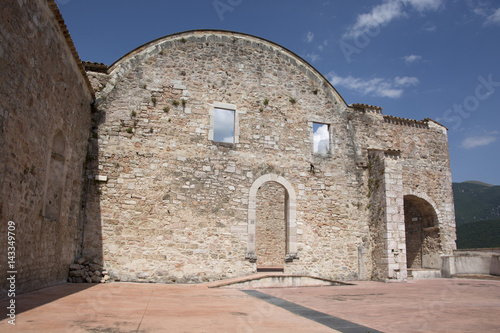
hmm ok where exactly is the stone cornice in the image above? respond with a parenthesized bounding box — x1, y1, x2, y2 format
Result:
(350, 103, 383, 114)
(383, 115, 429, 129)
(83, 61, 109, 73)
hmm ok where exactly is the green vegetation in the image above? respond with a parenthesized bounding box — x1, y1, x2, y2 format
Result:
(453, 181, 500, 249)
(456, 219, 500, 249)
(452, 182, 500, 226)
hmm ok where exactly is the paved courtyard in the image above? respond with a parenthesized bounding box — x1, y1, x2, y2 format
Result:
(1, 278, 499, 332)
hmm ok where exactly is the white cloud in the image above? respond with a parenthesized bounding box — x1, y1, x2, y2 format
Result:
(329, 72, 419, 98)
(305, 52, 321, 63)
(468, 2, 500, 26)
(404, 0, 443, 12)
(313, 124, 330, 154)
(344, 1, 405, 38)
(461, 134, 498, 149)
(305, 31, 315, 43)
(394, 76, 420, 86)
(214, 108, 234, 143)
(344, 0, 442, 39)
(318, 40, 328, 51)
(421, 21, 436, 31)
(472, 6, 488, 17)
(404, 54, 422, 64)
(486, 8, 500, 25)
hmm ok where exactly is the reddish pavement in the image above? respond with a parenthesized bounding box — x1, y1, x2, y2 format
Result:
(0, 278, 499, 332)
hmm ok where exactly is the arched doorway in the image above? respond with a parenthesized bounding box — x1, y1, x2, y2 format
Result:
(404, 195, 441, 269)
(256, 181, 286, 268)
(44, 130, 66, 221)
(246, 174, 298, 268)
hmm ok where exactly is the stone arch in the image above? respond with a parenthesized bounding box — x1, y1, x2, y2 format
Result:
(403, 189, 443, 227)
(404, 195, 441, 269)
(43, 130, 67, 221)
(246, 174, 297, 263)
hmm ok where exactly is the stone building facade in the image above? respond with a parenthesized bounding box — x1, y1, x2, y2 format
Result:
(83, 30, 456, 283)
(0, 0, 93, 294)
(1, 1, 456, 295)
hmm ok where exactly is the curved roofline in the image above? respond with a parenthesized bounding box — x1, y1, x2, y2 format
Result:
(107, 29, 348, 107)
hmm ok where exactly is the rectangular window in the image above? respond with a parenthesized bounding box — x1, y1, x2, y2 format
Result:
(313, 122, 330, 155)
(213, 108, 235, 143)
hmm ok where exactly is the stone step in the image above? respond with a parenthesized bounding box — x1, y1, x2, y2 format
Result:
(206, 273, 351, 289)
(408, 269, 442, 280)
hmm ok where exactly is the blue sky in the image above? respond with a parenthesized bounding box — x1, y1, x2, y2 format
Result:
(58, 0, 500, 185)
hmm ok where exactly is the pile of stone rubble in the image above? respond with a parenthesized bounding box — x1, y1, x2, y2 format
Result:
(68, 257, 110, 283)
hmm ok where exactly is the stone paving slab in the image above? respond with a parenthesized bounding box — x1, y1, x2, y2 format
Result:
(260, 279, 500, 332)
(242, 290, 382, 333)
(0, 278, 499, 332)
(0, 282, 335, 333)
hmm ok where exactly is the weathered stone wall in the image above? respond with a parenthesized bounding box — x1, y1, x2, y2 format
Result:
(256, 182, 286, 267)
(368, 150, 389, 281)
(367, 150, 407, 281)
(85, 31, 372, 282)
(84, 31, 455, 283)
(0, 3, 457, 292)
(351, 109, 456, 280)
(0, 0, 92, 294)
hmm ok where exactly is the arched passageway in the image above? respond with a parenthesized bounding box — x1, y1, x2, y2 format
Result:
(404, 195, 441, 269)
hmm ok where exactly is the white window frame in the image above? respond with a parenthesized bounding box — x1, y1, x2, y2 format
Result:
(309, 120, 333, 156)
(209, 102, 240, 144)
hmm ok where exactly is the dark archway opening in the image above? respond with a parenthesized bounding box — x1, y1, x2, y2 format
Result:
(404, 195, 441, 269)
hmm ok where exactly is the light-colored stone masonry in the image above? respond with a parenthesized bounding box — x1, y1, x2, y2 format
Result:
(83, 30, 456, 283)
(0, 0, 92, 295)
(0, 0, 461, 294)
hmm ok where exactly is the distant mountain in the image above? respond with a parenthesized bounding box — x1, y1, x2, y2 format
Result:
(452, 182, 500, 226)
(456, 219, 500, 249)
(463, 180, 494, 187)
(452, 181, 500, 249)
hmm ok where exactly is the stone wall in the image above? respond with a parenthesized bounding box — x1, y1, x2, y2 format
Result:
(0, 0, 92, 294)
(367, 150, 389, 281)
(83, 31, 455, 283)
(352, 108, 456, 280)
(256, 182, 286, 268)
(0, 5, 457, 292)
(442, 249, 500, 277)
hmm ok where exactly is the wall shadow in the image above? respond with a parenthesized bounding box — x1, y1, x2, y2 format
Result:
(79, 108, 104, 267)
(0, 283, 97, 317)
